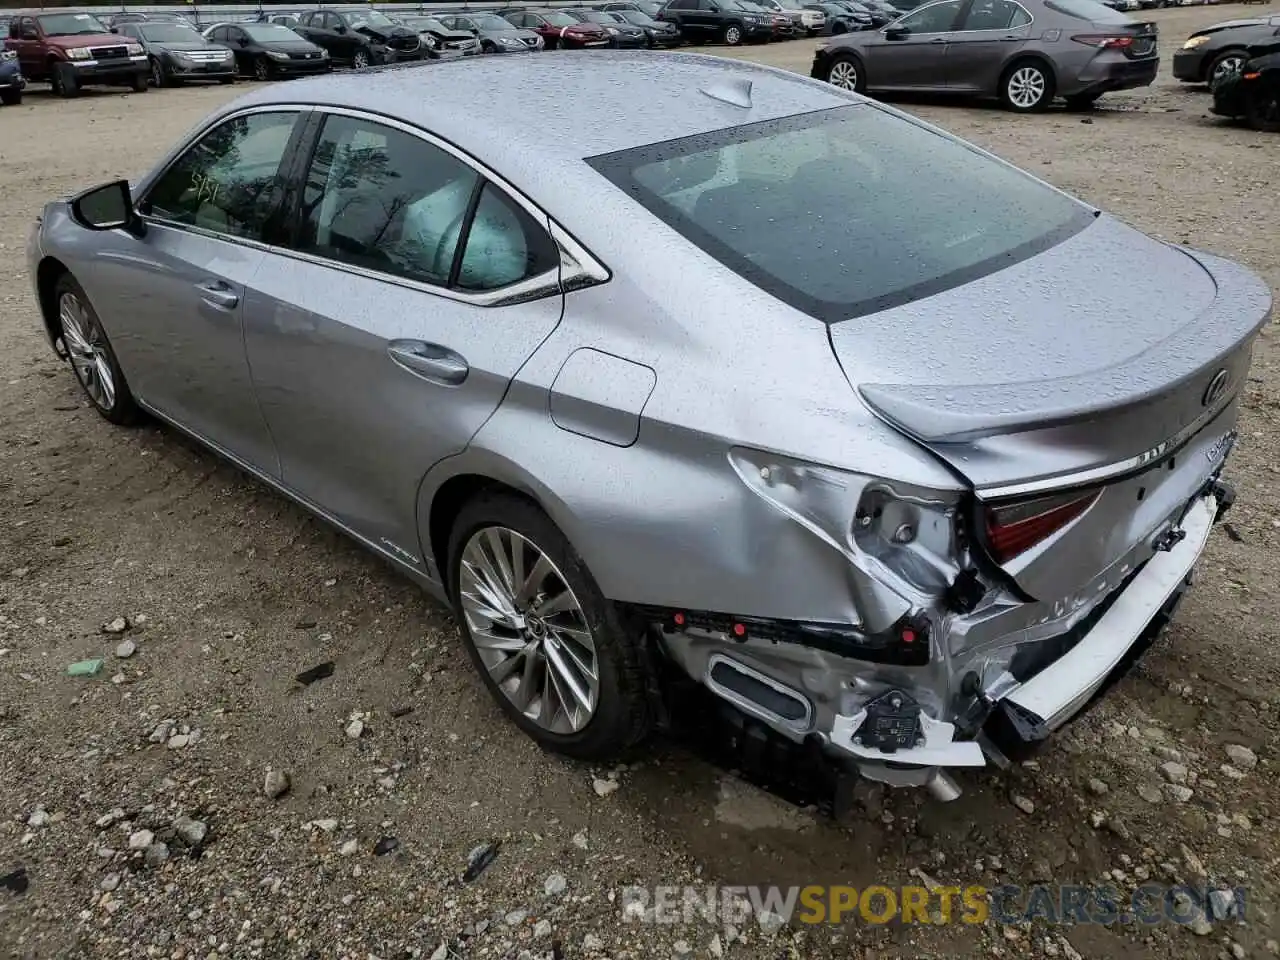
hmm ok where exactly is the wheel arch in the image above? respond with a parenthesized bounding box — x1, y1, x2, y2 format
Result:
(35, 256, 71, 357)
(1001, 52, 1057, 88)
(1205, 45, 1247, 81)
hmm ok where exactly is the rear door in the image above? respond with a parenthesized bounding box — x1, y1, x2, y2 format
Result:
(862, 0, 963, 89)
(945, 0, 1033, 90)
(242, 110, 566, 568)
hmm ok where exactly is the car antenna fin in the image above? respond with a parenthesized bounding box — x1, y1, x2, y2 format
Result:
(699, 76, 753, 108)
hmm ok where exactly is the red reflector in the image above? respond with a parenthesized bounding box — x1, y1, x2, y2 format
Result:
(1243, 71, 1261, 80)
(1071, 33, 1134, 48)
(984, 489, 1101, 564)
(673, 612, 686, 627)
(732, 623, 746, 637)
(900, 628, 917, 644)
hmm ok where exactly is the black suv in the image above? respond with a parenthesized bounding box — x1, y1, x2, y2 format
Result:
(292, 8, 423, 67)
(657, 0, 774, 45)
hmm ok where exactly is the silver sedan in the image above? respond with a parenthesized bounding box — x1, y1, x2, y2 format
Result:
(27, 53, 1269, 799)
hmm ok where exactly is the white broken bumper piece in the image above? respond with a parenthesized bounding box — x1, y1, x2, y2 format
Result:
(828, 493, 1218, 769)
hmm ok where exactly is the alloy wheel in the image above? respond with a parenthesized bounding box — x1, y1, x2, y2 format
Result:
(59, 293, 116, 412)
(151, 59, 165, 87)
(1007, 66, 1046, 109)
(725, 25, 742, 44)
(828, 59, 859, 90)
(353, 50, 369, 69)
(254, 58, 269, 80)
(1210, 54, 1244, 85)
(458, 526, 600, 734)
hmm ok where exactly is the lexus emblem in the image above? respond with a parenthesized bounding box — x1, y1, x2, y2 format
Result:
(1202, 369, 1229, 408)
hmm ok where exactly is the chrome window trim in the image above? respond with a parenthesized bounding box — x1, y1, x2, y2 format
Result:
(880, 0, 964, 33)
(134, 102, 611, 309)
(952, 0, 1033, 33)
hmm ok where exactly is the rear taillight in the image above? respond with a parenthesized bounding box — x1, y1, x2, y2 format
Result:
(983, 489, 1101, 564)
(1071, 34, 1134, 48)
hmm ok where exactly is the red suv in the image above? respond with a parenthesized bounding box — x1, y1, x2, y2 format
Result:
(496, 8, 611, 48)
(4, 11, 148, 97)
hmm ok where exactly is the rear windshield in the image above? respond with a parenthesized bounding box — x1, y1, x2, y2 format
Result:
(1045, 0, 1134, 23)
(587, 105, 1092, 322)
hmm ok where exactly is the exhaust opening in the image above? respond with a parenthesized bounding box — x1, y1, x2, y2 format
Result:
(706, 654, 812, 732)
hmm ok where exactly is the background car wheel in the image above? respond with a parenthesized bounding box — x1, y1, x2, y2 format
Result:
(352, 49, 370, 69)
(0, 88, 19, 106)
(1001, 59, 1054, 112)
(253, 57, 271, 80)
(53, 273, 141, 426)
(130, 71, 148, 93)
(218, 76, 235, 85)
(150, 58, 167, 87)
(447, 492, 651, 762)
(1245, 86, 1280, 132)
(1064, 92, 1101, 110)
(825, 52, 866, 93)
(1207, 49, 1246, 86)
(722, 23, 743, 44)
(51, 62, 79, 98)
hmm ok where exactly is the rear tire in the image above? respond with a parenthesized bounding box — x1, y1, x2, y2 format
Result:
(53, 273, 141, 426)
(1064, 92, 1101, 110)
(447, 492, 651, 762)
(1001, 59, 1054, 112)
(0, 87, 20, 106)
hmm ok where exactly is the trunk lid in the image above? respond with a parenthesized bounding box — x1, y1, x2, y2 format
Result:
(829, 215, 1271, 598)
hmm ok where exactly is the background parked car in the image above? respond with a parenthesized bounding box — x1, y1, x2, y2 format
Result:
(255, 13, 302, 28)
(657, 0, 777, 45)
(437, 12, 544, 52)
(564, 8, 651, 45)
(805, 1, 869, 31)
(600, 0, 668, 14)
(1175, 15, 1280, 84)
(114, 20, 236, 87)
(740, 0, 799, 37)
(4, 11, 148, 97)
(1211, 35, 1280, 129)
(758, 0, 828, 33)
(821, 0, 880, 27)
(203, 22, 330, 80)
(813, 0, 1159, 111)
(0, 47, 23, 104)
(497, 8, 612, 47)
(107, 11, 196, 29)
(292, 9, 423, 67)
(397, 16, 482, 57)
(608, 8, 685, 44)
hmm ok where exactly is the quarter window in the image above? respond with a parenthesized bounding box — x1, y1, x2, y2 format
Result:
(962, 0, 1030, 29)
(456, 184, 559, 291)
(143, 111, 299, 243)
(897, 0, 962, 31)
(296, 116, 479, 287)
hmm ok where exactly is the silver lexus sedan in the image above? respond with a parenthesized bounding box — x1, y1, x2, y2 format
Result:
(27, 53, 1270, 800)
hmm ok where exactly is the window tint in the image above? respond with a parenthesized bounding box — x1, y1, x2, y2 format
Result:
(898, 0, 962, 31)
(457, 184, 559, 291)
(1045, 0, 1132, 20)
(296, 116, 479, 288)
(144, 111, 298, 242)
(962, 0, 1030, 29)
(587, 105, 1091, 323)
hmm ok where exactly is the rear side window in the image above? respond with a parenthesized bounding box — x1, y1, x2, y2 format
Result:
(1045, 0, 1133, 22)
(587, 105, 1092, 323)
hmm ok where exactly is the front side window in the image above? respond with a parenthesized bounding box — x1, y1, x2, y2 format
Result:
(143, 111, 299, 242)
(897, 0, 962, 31)
(1045, 0, 1132, 21)
(962, 0, 1031, 29)
(587, 105, 1091, 322)
(296, 116, 479, 287)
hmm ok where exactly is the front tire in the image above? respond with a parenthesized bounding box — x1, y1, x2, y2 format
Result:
(130, 71, 148, 93)
(1001, 59, 1054, 112)
(51, 62, 79, 98)
(0, 87, 20, 106)
(1206, 49, 1246, 87)
(150, 57, 167, 87)
(351, 49, 370, 69)
(448, 492, 651, 762)
(54, 273, 141, 426)
(1245, 85, 1280, 132)
(824, 52, 866, 93)
(722, 23, 743, 45)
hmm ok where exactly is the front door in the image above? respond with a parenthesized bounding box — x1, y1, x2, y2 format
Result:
(84, 108, 307, 472)
(862, 0, 963, 90)
(243, 111, 565, 568)
(9, 16, 43, 77)
(944, 0, 1032, 91)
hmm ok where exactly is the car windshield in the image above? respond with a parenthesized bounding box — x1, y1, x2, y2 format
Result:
(471, 14, 516, 28)
(1045, 0, 1133, 21)
(589, 105, 1092, 323)
(620, 10, 658, 22)
(36, 12, 109, 36)
(242, 23, 298, 40)
(140, 24, 203, 42)
(351, 11, 397, 27)
(406, 17, 450, 31)
(544, 12, 580, 25)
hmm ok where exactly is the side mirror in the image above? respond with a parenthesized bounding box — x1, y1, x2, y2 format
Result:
(110, 26, 119, 33)
(884, 24, 908, 38)
(334, 23, 347, 33)
(70, 180, 143, 234)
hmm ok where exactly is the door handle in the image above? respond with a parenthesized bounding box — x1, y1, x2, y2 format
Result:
(387, 339, 469, 386)
(999, 34, 1021, 40)
(195, 280, 239, 310)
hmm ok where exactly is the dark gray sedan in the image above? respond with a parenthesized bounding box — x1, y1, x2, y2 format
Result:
(812, 0, 1159, 111)
(1173, 15, 1280, 85)
(439, 12, 545, 51)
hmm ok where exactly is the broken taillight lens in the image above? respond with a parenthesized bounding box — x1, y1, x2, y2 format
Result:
(1071, 34, 1135, 49)
(983, 489, 1101, 564)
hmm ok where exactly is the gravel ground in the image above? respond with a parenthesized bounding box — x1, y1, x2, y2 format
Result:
(1, 7, 1277, 958)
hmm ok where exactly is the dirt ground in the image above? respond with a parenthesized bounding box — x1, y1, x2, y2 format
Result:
(1, 7, 1278, 958)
